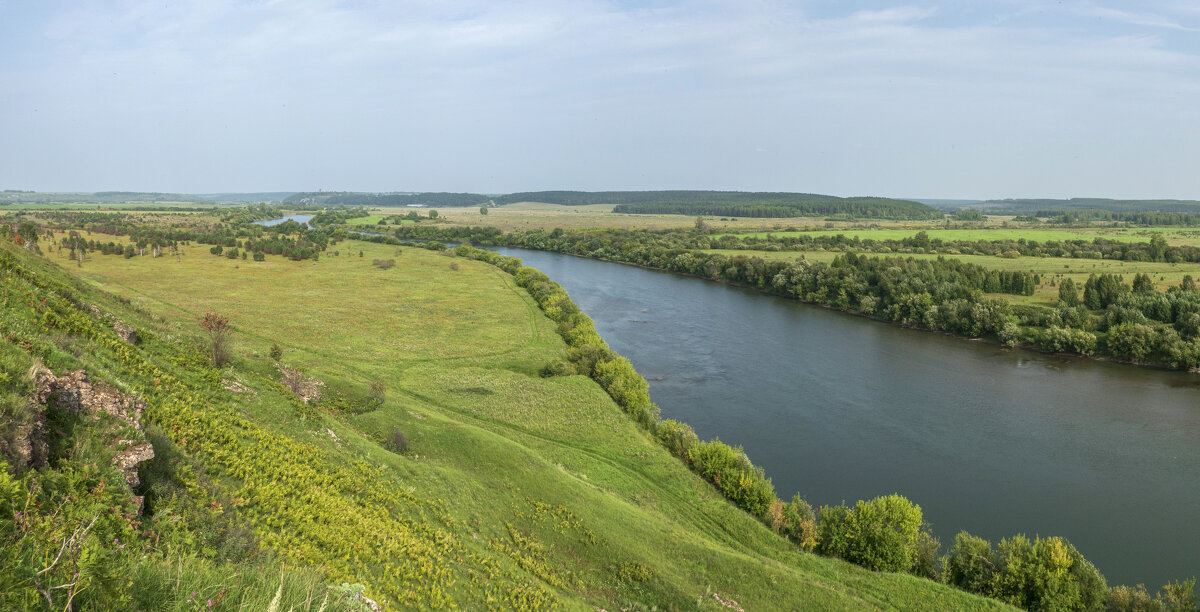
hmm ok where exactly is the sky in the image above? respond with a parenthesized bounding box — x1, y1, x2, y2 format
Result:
(2, 1, 1199, 199)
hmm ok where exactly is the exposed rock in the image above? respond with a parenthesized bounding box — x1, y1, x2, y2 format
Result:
(221, 378, 254, 395)
(277, 364, 324, 404)
(24, 365, 154, 513)
(45, 369, 146, 429)
(2, 406, 47, 471)
(87, 304, 138, 344)
(113, 441, 155, 488)
(712, 593, 744, 612)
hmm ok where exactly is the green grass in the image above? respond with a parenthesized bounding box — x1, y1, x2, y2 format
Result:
(342, 214, 388, 225)
(16, 237, 1011, 610)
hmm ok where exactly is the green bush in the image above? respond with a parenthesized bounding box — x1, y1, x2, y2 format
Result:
(948, 532, 1108, 611)
(780, 494, 817, 552)
(655, 420, 698, 461)
(840, 494, 924, 572)
(690, 439, 775, 517)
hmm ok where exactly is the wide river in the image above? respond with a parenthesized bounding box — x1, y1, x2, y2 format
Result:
(492, 247, 1200, 587)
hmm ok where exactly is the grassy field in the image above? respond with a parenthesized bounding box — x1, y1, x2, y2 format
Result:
(32, 237, 1007, 610)
(371, 202, 935, 232)
(701, 248, 1200, 306)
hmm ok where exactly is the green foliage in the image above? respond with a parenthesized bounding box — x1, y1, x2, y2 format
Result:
(655, 419, 698, 461)
(690, 439, 776, 518)
(779, 494, 817, 552)
(947, 532, 1108, 612)
(839, 494, 925, 572)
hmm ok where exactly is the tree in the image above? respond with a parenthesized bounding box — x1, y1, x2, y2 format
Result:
(199, 312, 231, 366)
(479, 205, 489, 215)
(1181, 275, 1197, 292)
(428, 209, 438, 219)
(946, 532, 998, 595)
(1133, 273, 1154, 293)
(1059, 278, 1080, 306)
(16, 222, 38, 250)
(780, 494, 817, 552)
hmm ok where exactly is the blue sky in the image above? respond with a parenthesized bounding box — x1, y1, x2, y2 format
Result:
(2, 1, 1199, 198)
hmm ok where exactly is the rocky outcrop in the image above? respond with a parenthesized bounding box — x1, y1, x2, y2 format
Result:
(87, 304, 138, 345)
(1, 394, 47, 470)
(25, 365, 154, 512)
(37, 368, 146, 429)
(278, 364, 324, 404)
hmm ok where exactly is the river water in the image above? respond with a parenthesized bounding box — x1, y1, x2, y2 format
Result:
(491, 247, 1200, 587)
(253, 214, 314, 226)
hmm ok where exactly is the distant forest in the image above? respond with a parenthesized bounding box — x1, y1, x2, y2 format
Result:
(285, 190, 943, 220)
(0, 191, 210, 204)
(971, 198, 1200, 214)
(611, 194, 941, 220)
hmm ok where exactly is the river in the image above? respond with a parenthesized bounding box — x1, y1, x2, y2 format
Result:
(490, 246, 1200, 587)
(254, 214, 314, 226)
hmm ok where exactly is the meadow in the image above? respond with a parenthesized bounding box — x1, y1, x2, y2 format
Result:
(22, 234, 1006, 610)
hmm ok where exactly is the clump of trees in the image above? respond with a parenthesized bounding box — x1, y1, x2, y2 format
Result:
(945, 532, 1107, 611)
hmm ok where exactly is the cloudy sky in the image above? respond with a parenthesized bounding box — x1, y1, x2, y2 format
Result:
(2, 1, 1199, 198)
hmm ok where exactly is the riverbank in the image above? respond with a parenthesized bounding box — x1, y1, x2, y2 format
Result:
(484, 244, 1200, 588)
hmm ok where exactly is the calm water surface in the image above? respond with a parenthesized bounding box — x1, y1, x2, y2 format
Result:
(493, 247, 1200, 587)
(253, 214, 314, 226)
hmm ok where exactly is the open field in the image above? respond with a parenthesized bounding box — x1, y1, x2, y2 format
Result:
(371, 202, 949, 232)
(28, 237, 1006, 610)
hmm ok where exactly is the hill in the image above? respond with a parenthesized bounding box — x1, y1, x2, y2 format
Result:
(0, 191, 211, 205)
(0, 230, 1007, 610)
(283, 190, 943, 220)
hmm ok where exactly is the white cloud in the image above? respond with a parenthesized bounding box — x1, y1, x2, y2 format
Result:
(1, 0, 1199, 197)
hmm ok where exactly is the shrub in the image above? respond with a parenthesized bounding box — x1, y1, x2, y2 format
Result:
(538, 359, 574, 378)
(840, 494, 924, 572)
(946, 531, 996, 595)
(816, 504, 850, 559)
(372, 259, 395, 269)
(269, 343, 283, 361)
(199, 312, 231, 366)
(780, 494, 818, 552)
(210, 245, 222, 255)
(690, 439, 775, 517)
(386, 428, 409, 454)
(655, 420, 698, 461)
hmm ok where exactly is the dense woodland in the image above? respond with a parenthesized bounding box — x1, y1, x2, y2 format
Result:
(612, 194, 941, 220)
(974, 198, 1200, 214)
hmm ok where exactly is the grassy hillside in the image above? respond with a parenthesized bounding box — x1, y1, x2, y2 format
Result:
(0, 235, 1009, 610)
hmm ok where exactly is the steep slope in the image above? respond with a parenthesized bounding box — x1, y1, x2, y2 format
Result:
(0, 238, 1009, 610)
